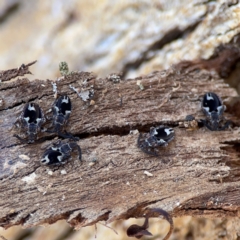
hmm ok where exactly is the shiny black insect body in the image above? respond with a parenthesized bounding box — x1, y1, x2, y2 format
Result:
(14, 102, 46, 143)
(52, 95, 71, 132)
(138, 125, 174, 156)
(46, 95, 76, 139)
(41, 140, 81, 165)
(201, 92, 230, 131)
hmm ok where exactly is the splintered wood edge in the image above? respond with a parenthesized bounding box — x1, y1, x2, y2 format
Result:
(0, 60, 37, 82)
(0, 66, 240, 229)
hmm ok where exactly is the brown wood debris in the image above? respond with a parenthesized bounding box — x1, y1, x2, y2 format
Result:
(0, 63, 240, 230)
(0, 60, 37, 82)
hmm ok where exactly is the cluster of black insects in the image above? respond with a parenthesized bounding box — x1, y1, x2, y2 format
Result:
(137, 92, 231, 156)
(14, 91, 230, 166)
(14, 95, 81, 165)
(13, 91, 231, 240)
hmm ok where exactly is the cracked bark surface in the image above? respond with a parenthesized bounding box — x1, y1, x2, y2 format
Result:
(0, 63, 240, 230)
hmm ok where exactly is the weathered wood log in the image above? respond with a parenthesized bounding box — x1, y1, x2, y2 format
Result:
(0, 63, 240, 232)
(0, 61, 37, 82)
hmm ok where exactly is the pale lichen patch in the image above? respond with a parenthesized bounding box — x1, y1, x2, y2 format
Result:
(22, 172, 37, 184)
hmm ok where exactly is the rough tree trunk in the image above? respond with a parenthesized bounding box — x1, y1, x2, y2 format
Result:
(0, 1, 240, 239)
(0, 62, 240, 232)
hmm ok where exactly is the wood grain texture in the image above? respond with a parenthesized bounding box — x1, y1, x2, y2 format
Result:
(0, 65, 240, 229)
(0, 61, 37, 82)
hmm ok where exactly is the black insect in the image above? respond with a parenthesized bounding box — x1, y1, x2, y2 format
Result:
(201, 92, 230, 131)
(41, 140, 81, 165)
(14, 102, 46, 143)
(138, 125, 175, 156)
(46, 95, 76, 139)
(127, 208, 174, 240)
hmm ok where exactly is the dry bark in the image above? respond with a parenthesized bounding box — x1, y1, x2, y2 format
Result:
(0, 63, 240, 230)
(0, 60, 37, 82)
